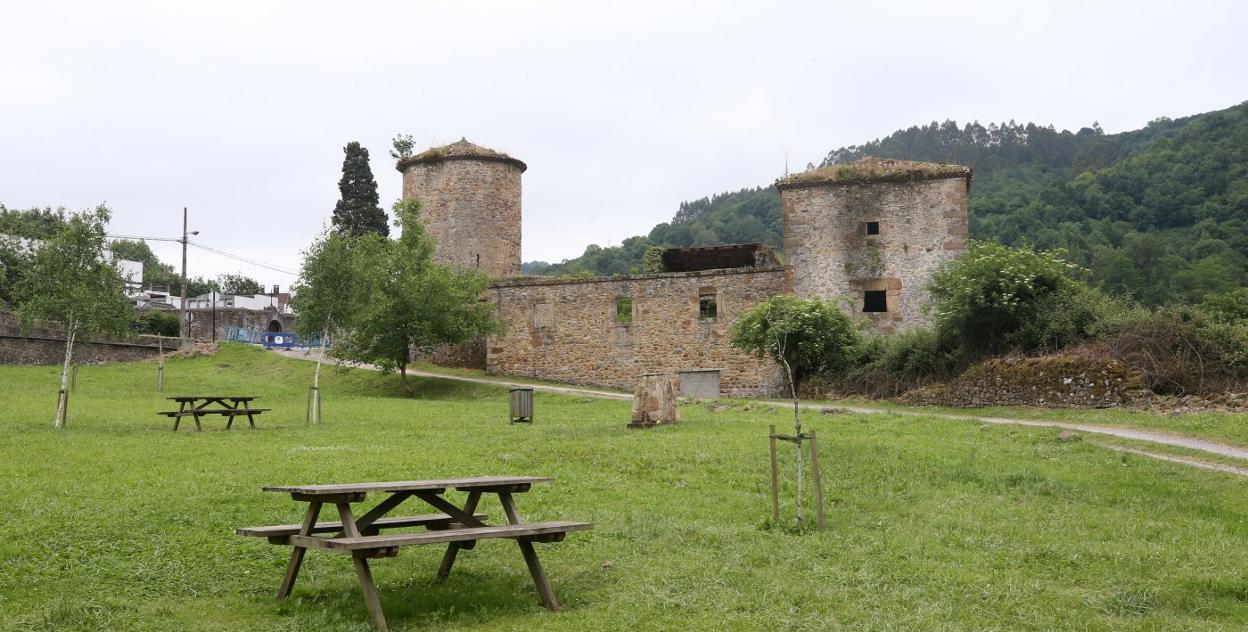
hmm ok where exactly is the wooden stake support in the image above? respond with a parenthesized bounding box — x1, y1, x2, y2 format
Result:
(767, 424, 826, 529)
(306, 386, 322, 425)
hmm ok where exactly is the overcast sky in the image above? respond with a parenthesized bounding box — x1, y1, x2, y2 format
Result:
(1, 0, 1244, 286)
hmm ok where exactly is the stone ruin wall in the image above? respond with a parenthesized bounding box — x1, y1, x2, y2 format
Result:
(0, 310, 173, 365)
(487, 268, 788, 397)
(781, 176, 968, 332)
(182, 308, 293, 342)
(400, 158, 523, 277)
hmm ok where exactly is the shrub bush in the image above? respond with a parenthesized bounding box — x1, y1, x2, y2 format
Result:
(928, 241, 1089, 355)
(1199, 287, 1248, 324)
(136, 310, 180, 337)
(1100, 306, 1248, 394)
(830, 327, 965, 398)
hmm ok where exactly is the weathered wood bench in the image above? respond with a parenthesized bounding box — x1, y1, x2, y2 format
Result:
(239, 476, 591, 631)
(237, 512, 490, 543)
(288, 520, 591, 555)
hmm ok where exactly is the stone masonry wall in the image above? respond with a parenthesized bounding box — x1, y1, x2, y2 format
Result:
(0, 311, 176, 365)
(487, 268, 788, 397)
(401, 158, 523, 277)
(781, 176, 968, 332)
(182, 308, 293, 342)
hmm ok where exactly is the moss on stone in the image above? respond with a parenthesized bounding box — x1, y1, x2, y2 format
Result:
(776, 157, 970, 188)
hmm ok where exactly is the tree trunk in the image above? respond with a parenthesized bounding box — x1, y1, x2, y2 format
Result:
(55, 324, 77, 430)
(777, 331, 804, 525)
(398, 358, 413, 397)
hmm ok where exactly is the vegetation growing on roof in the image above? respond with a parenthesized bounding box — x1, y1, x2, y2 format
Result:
(776, 157, 971, 188)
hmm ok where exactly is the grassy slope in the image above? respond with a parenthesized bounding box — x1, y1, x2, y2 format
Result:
(3, 344, 1248, 630)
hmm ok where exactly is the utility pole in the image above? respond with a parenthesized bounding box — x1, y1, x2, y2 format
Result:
(180, 207, 188, 338)
(178, 207, 199, 340)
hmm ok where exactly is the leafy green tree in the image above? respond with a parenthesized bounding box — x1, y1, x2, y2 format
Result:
(929, 241, 1088, 355)
(291, 227, 377, 418)
(1200, 288, 1248, 324)
(331, 141, 389, 238)
(217, 273, 262, 295)
(13, 205, 133, 429)
(334, 199, 499, 395)
(0, 205, 67, 239)
(729, 294, 860, 385)
(729, 294, 857, 528)
(390, 134, 415, 161)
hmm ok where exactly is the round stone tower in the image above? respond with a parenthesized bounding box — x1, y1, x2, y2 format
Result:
(396, 138, 526, 277)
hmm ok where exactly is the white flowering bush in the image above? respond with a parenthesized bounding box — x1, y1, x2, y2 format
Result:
(929, 241, 1090, 354)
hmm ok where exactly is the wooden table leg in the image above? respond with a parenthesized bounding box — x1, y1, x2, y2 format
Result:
(277, 501, 321, 600)
(338, 502, 389, 631)
(498, 492, 560, 611)
(174, 400, 186, 431)
(436, 491, 482, 581)
(353, 553, 387, 631)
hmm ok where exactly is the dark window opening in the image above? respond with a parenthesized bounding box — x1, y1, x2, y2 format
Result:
(699, 289, 718, 320)
(615, 297, 633, 325)
(866, 221, 880, 235)
(863, 290, 888, 313)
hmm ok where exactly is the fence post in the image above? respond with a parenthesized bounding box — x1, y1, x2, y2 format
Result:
(768, 424, 780, 524)
(809, 430, 825, 529)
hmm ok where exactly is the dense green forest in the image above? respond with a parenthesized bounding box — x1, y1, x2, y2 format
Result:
(525, 102, 1248, 306)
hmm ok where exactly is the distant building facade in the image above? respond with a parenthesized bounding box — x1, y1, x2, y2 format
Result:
(399, 141, 970, 397)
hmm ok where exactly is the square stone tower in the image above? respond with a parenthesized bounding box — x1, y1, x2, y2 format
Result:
(776, 158, 971, 333)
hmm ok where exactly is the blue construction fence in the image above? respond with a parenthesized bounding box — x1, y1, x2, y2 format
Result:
(224, 326, 327, 351)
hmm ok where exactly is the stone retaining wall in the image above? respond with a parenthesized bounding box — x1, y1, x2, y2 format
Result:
(0, 311, 178, 365)
(898, 352, 1152, 408)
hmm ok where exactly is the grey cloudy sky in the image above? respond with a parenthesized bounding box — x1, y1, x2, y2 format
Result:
(1, 0, 1244, 285)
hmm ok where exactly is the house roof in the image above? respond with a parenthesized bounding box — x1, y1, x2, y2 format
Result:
(775, 156, 971, 189)
(395, 138, 528, 173)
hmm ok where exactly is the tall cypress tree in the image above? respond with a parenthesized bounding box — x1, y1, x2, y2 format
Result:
(331, 141, 389, 237)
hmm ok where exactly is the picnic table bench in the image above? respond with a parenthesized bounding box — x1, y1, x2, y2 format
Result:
(237, 475, 592, 631)
(158, 395, 269, 431)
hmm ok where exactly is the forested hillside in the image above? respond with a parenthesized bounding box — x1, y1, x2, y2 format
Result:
(525, 102, 1248, 306)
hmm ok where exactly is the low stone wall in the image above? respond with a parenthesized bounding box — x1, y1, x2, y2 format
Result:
(898, 352, 1152, 408)
(0, 311, 179, 365)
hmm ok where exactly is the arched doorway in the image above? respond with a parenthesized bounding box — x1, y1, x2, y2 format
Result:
(267, 319, 282, 332)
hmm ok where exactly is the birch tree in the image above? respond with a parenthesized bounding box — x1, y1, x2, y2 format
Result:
(14, 205, 132, 429)
(729, 295, 859, 525)
(290, 228, 373, 421)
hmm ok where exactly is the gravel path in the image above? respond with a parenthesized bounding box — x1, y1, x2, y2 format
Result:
(275, 348, 1248, 475)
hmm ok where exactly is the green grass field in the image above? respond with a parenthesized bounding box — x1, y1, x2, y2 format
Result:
(4, 344, 1248, 631)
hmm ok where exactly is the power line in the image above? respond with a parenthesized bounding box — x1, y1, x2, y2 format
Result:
(106, 234, 181, 242)
(107, 233, 299, 277)
(188, 240, 298, 276)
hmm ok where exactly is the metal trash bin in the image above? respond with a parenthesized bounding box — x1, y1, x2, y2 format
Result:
(509, 387, 534, 424)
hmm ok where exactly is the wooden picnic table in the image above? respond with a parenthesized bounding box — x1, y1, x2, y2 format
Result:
(237, 475, 592, 631)
(158, 395, 269, 431)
